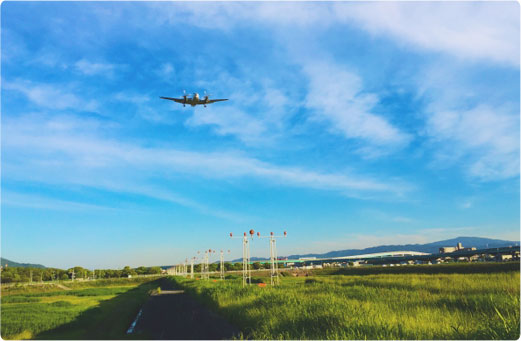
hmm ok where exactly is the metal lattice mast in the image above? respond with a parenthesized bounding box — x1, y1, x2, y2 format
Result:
(230, 230, 255, 287)
(204, 250, 210, 280)
(210, 250, 216, 278)
(258, 231, 287, 286)
(205, 251, 209, 279)
(219, 250, 230, 280)
(271, 235, 278, 285)
(220, 250, 224, 280)
(201, 251, 206, 279)
(243, 233, 249, 286)
(197, 251, 202, 279)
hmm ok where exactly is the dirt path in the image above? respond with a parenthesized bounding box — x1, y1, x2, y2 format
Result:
(55, 283, 71, 290)
(132, 278, 240, 340)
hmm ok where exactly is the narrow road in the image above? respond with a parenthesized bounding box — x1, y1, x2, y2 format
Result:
(132, 278, 240, 340)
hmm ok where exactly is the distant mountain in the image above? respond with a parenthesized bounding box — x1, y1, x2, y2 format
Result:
(1, 258, 46, 269)
(235, 236, 519, 262)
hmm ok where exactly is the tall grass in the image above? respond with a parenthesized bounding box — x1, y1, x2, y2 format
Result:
(0, 278, 159, 339)
(172, 270, 520, 339)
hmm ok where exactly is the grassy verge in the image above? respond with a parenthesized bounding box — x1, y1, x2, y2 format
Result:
(1, 277, 161, 339)
(170, 265, 520, 339)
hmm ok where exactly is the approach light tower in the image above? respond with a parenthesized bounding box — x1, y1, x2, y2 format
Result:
(201, 250, 212, 280)
(190, 256, 196, 279)
(220, 250, 230, 280)
(205, 250, 211, 280)
(258, 231, 287, 286)
(200, 251, 207, 279)
(230, 230, 255, 287)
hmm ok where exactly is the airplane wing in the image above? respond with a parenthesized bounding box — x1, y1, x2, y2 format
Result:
(205, 99, 228, 104)
(160, 96, 185, 103)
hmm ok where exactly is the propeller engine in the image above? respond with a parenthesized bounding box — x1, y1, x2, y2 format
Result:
(182, 90, 187, 107)
(203, 91, 211, 107)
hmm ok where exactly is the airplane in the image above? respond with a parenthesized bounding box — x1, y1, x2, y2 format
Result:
(160, 91, 228, 107)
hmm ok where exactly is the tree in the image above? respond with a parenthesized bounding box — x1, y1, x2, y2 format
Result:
(136, 266, 147, 275)
(147, 266, 161, 275)
(121, 266, 137, 277)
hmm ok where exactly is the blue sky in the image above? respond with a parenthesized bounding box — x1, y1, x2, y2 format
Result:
(2, 1, 519, 269)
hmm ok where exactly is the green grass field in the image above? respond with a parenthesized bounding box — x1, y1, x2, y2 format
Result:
(1, 277, 160, 340)
(171, 263, 520, 340)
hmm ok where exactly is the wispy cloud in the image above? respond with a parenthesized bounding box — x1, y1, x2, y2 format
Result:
(334, 2, 519, 67)
(148, 2, 518, 67)
(181, 72, 298, 146)
(425, 104, 519, 181)
(2, 192, 118, 212)
(4, 80, 98, 112)
(3, 113, 410, 200)
(74, 59, 119, 77)
(156, 63, 176, 84)
(186, 105, 269, 145)
(303, 61, 412, 155)
(112, 92, 177, 124)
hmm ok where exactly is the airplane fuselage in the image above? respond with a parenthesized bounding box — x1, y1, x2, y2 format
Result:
(160, 93, 227, 107)
(190, 93, 199, 106)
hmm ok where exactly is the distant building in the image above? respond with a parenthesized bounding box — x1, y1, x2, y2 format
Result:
(439, 242, 476, 254)
(333, 251, 429, 260)
(497, 254, 513, 261)
(439, 247, 457, 253)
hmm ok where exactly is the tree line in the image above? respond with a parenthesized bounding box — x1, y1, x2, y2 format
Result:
(0, 265, 162, 283)
(1, 261, 276, 283)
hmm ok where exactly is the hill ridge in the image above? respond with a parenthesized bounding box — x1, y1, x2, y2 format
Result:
(242, 236, 519, 262)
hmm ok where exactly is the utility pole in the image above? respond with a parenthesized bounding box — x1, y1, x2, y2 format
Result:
(258, 231, 287, 286)
(30, 269, 33, 283)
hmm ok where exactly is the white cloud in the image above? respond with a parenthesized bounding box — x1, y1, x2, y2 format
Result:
(425, 104, 519, 181)
(112, 92, 177, 124)
(186, 106, 267, 145)
(156, 62, 176, 83)
(4, 80, 98, 112)
(459, 200, 473, 210)
(148, 2, 518, 67)
(303, 61, 412, 153)
(3, 114, 410, 202)
(334, 2, 519, 67)
(74, 59, 118, 76)
(2, 192, 118, 212)
(178, 72, 299, 146)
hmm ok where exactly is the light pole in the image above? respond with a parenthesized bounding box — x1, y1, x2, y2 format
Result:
(230, 230, 255, 287)
(220, 250, 230, 280)
(258, 231, 287, 286)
